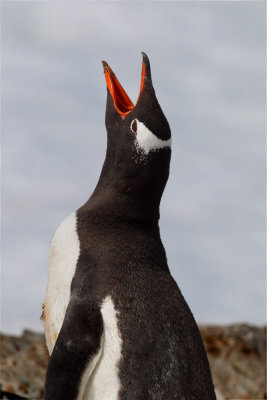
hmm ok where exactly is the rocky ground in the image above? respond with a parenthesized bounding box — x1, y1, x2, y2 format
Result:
(0, 324, 266, 399)
(199, 324, 266, 399)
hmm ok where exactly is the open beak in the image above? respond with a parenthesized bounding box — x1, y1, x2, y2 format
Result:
(102, 52, 149, 119)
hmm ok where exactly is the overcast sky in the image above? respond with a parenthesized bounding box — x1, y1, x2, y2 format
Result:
(2, 1, 266, 335)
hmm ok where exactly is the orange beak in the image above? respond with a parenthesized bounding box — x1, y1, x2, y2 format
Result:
(102, 57, 146, 119)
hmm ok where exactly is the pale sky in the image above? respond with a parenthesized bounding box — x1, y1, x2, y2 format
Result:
(2, 1, 266, 334)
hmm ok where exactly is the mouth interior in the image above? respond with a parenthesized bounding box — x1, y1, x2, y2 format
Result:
(103, 61, 146, 119)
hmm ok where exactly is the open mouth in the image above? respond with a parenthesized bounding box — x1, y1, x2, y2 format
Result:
(102, 53, 147, 119)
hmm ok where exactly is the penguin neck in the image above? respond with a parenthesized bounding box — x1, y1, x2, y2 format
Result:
(89, 184, 160, 224)
(87, 161, 165, 224)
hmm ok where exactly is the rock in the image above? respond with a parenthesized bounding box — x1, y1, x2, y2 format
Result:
(0, 330, 49, 399)
(0, 389, 27, 399)
(199, 324, 266, 399)
(215, 388, 225, 400)
(0, 324, 266, 399)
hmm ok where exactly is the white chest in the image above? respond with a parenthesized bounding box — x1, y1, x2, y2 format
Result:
(43, 218, 123, 400)
(44, 212, 80, 354)
(82, 296, 122, 400)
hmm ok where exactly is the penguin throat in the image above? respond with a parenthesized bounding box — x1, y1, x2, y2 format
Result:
(103, 61, 146, 119)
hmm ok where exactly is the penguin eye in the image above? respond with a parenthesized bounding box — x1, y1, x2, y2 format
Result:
(130, 119, 137, 133)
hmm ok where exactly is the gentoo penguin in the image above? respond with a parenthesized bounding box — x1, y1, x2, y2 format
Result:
(42, 52, 216, 400)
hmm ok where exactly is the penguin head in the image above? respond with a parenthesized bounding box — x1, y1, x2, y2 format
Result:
(99, 53, 171, 219)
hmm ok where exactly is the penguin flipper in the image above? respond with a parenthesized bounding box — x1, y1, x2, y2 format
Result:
(44, 296, 103, 400)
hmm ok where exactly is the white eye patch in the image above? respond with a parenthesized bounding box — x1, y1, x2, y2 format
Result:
(131, 119, 171, 158)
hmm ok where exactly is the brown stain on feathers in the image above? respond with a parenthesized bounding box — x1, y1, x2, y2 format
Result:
(40, 303, 46, 322)
(41, 301, 58, 354)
